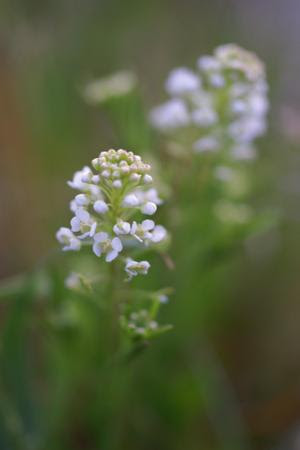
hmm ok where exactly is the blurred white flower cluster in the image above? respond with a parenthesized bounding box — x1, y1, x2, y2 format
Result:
(150, 44, 268, 161)
(56, 149, 167, 280)
(83, 70, 137, 104)
(120, 306, 172, 340)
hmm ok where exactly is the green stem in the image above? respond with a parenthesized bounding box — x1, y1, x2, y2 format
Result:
(107, 260, 121, 354)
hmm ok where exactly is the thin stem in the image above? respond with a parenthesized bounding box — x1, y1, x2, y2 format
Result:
(107, 260, 121, 354)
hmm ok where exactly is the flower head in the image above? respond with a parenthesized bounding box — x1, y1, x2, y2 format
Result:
(56, 148, 167, 279)
(150, 44, 268, 158)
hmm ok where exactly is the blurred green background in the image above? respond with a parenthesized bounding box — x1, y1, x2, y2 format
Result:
(1, 1, 300, 449)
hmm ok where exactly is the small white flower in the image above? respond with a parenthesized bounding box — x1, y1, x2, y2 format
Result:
(129, 220, 166, 245)
(248, 94, 268, 116)
(143, 174, 153, 184)
(193, 136, 219, 153)
(93, 200, 109, 214)
(67, 166, 93, 190)
(123, 193, 139, 207)
(141, 202, 157, 215)
(125, 258, 151, 279)
(228, 117, 266, 143)
(209, 72, 225, 88)
(134, 188, 163, 206)
(197, 55, 221, 72)
(230, 99, 248, 114)
(56, 227, 81, 251)
(150, 99, 190, 130)
(92, 232, 123, 262)
(70, 207, 90, 232)
(158, 294, 169, 303)
(151, 225, 167, 243)
(65, 272, 81, 290)
(70, 208, 97, 238)
(130, 220, 155, 243)
(91, 175, 100, 184)
(112, 179, 122, 188)
(113, 220, 131, 235)
(129, 173, 140, 183)
(165, 67, 200, 95)
(75, 193, 90, 206)
(149, 321, 158, 329)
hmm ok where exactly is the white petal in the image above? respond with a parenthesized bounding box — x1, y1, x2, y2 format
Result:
(56, 227, 72, 242)
(70, 217, 81, 232)
(76, 208, 90, 222)
(92, 242, 102, 257)
(69, 200, 78, 213)
(94, 232, 108, 242)
(89, 221, 97, 237)
(151, 225, 167, 243)
(78, 231, 90, 239)
(123, 194, 139, 207)
(122, 222, 131, 234)
(106, 250, 118, 262)
(113, 221, 130, 235)
(113, 224, 121, 235)
(142, 219, 155, 231)
(130, 221, 137, 234)
(145, 188, 162, 205)
(112, 237, 123, 252)
(70, 238, 81, 251)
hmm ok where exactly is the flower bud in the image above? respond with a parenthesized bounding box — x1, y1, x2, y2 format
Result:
(93, 200, 109, 214)
(141, 202, 157, 215)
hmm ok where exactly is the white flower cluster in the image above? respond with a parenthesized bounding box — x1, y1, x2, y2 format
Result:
(56, 149, 167, 279)
(120, 308, 171, 340)
(83, 70, 137, 104)
(150, 44, 268, 160)
(122, 310, 159, 337)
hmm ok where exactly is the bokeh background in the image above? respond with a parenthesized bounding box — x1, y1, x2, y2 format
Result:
(1, 1, 300, 449)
